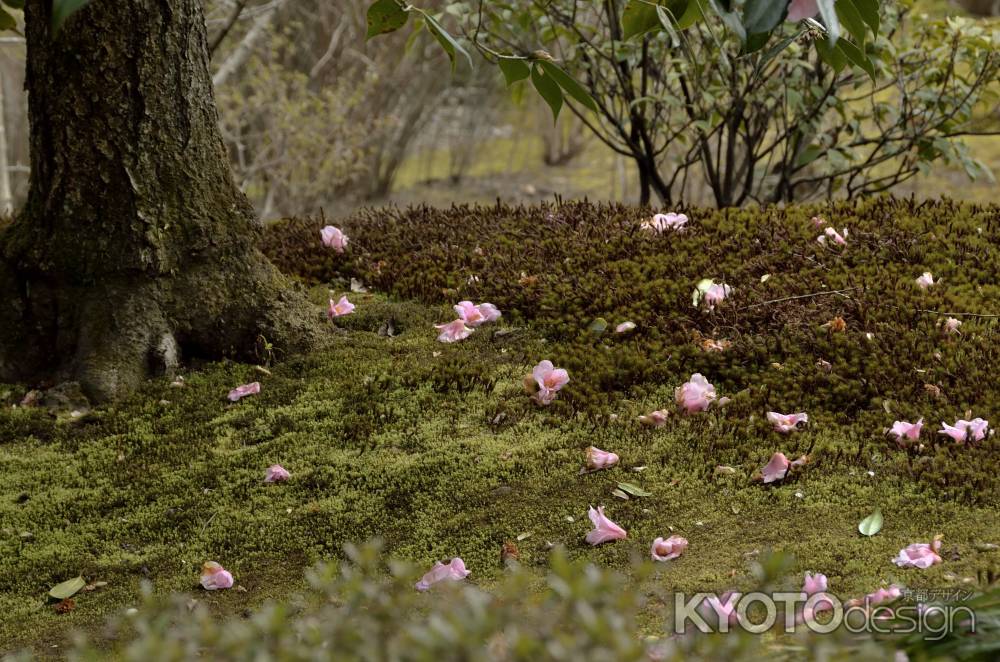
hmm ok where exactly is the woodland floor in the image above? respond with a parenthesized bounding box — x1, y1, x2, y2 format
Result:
(2, 289, 999, 654)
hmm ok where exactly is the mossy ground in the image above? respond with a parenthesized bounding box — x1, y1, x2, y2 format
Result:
(2, 277, 999, 654)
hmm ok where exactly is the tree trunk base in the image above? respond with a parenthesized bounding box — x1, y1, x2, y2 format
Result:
(0, 247, 320, 402)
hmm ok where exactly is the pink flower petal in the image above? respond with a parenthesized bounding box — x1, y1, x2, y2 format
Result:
(675, 373, 716, 414)
(228, 382, 261, 402)
(767, 411, 808, 433)
(320, 225, 349, 253)
(761, 452, 791, 483)
(415, 557, 470, 591)
(585, 446, 620, 471)
(650, 535, 688, 561)
(264, 464, 290, 483)
(585, 506, 627, 545)
(435, 319, 474, 343)
(786, 0, 819, 22)
(200, 561, 234, 590)
(328, 295, 355, 318)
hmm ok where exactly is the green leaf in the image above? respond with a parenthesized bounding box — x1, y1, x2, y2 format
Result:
(617, 481, 652, 497)
(622, 0, 660, 41)
(588, 318, 608, 334)
(48, 576, 86, 600)
(539, 61, 598, 112)
(835, 0, 867, 46)
(2, 0, 24, 10)
(52, 0, 93, 32)
(0, 7, 14, 31)
(531, 62, 563, 121)
(851, 0, 879, 35)
(836, 37, 875, 80)
(498, 58, 530, 87)
(858, 508, 883, 537)
(421, 11, 472, 71)
(815, 37, 847, 73)
(795, 144, 824, 167)
(675, 0, 704, 29)
(710, 0, 746, 42)
(756, 32, 801, 70)
(817, 0, 840, 43)
(366, 0, 408, 40)
(743, 0, 787, 37)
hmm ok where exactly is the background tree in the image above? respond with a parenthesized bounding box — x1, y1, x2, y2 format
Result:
(0, 0, 317, 401)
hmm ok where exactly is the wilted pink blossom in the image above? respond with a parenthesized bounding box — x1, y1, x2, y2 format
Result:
(615, 321, 637, 333)
(435, 319, 474, 343)
(847, 585, 904, 617)
(916, 272, 935, 289)
(415, 558, 470, 591)
(762, 452, 792, 483)
(228, 382, 261, 402)
(454, 301, 501, 327)
(650, 535, 688, 561)
(328, 295, 355, 318)
(939, 418, 989, 444)
(533, 360, 569, 405)
(585, 506, 627, 545)
(264, 464, 290, 483)
(585, 446, 620, 471)
(797, 572, 834, 620)
(703, 283, 732, 309)
(642, 212, 688, 233)
(320, 225, 349, 252)
(810, 216, 826, 228)
(890, 419, 923, 444)
(200, 561, 234, 590)
(817, 227, 848, 246)
(787, 0, 819, 22)
(675, 373, 716, 413)
(893, 539, 942, 569)
(943, 317, 962, 334)
(639, 409, 669, 427)
(767, 411, 808, 433)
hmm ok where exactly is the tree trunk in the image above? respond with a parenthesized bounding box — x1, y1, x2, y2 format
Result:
(0, 0, 318, 401)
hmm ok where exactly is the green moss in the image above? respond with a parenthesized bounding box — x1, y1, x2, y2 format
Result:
(5, 198, 1000, 652)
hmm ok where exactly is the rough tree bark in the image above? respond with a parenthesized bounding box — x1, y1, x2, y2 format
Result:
(0, 0, 319, 401)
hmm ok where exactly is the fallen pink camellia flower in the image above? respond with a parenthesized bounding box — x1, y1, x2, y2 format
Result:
(846, 585, 904, 619)
(641, 212, 688, 233)
(228, 382, 261, 402)
(786, 0, 819, 22)
(454, 301, 501, 327)
(810, 215, 826, 228)
(320, 225, 349, 253)
(200, 561, 234, 590)
(435, 319, 474, 343)
(942, 317, 962, 335)
(703, 283, 732, 309)
(585, 505, 627, 545)
(414, 557, 471, 591)
(532, 360, 569, 405)
(890, 419, 923, 444)
(802, 571, 827, 595)
(767, 411, 808, 433)
(675, 373, 717, 413)
(585, 446, 620, 471)
(264, 464, 290, 483)
(639, 409, 669, 427)
(327, 295, 355, 318)
(760, 451, 808, 484)
(893, 539, 943, 569)
(938, 418, 989, 444)
(650, 535, 688, 561)
(916, 272, 935, 289)
(615, 321, 637, 333)
(817, 226, 848, 246)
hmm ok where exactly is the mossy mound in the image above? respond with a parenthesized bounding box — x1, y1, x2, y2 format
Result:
(266, 197, 1000, 503)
